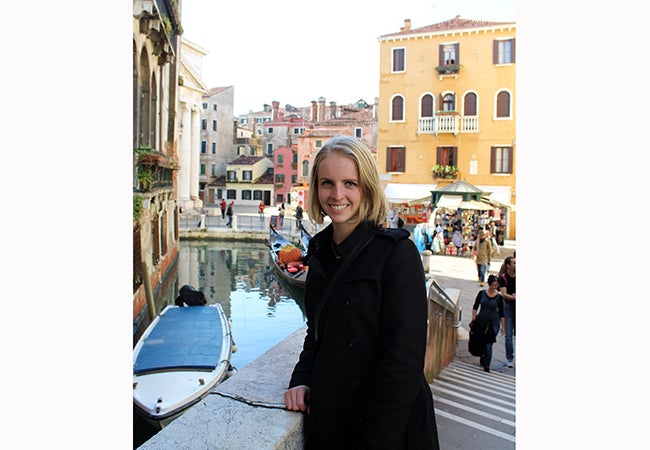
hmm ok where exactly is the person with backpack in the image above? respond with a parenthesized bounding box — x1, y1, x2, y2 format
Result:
(470, 274, 505, 372)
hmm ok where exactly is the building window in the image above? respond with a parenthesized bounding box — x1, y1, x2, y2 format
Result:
(268, 127, 274, 134)
(266, 143, 273, 155)
(211, 164, 216, 176)
(392, 47, 405, 72)
(390, 95, 405, 121)
(315, 140, 323, 148)
(202, 102, 208, 109)
(227, 189, 236, 199)
(200, 164, 206, 175)
(420, 94, 434, 117)
(491, 146, 513, 174)
(242, 190, 252, 200)
(213, 104, 217, 111)
(253, 190, 263, 200)
(494, 38, 516, 64)
(293, 127, 305, 135)
(201, 119, 207, 130)
(291, 174, 297, 184)
(227, 170, 237, 182)
(212, 142, 216, 154)
(242, 170, 252, 181)
(241, 118, 248, 125)
(302, 160, 309, 177)
(250, 147, 255, 156)
(238, 146, 245, 156)
(276, 194, 283, 203)
(496, 91, 511, 118)
(212, 120, 217, 131)
(355, 128, 362, 138)
(441, 93, 455, 112)
(275, 174, 285, 183)
(463, 93, 477, 116)
(201, 141, 207, 153)
(277, 154, 284, 165)
(386, 146, 405, 173)
(440, 43, 459, 65)
(436, 147, 457, 166)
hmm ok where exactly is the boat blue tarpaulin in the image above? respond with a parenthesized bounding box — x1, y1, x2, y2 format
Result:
(134, 306, 224, 374)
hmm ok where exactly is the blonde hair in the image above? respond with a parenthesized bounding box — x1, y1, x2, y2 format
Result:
(307, 135, 388, 225)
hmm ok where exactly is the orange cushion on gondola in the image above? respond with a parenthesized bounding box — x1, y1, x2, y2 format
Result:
(278, 244, 302, 264)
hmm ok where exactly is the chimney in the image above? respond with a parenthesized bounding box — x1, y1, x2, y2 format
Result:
(271, 101, 279, 121)
(318, 97, 326, 122)
(400, 19, 411, 32)
(311, 101, 318, 122)
(329, 101, 337, 120)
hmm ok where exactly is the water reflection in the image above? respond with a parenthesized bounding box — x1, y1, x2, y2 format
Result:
(133, 239, 306, 448)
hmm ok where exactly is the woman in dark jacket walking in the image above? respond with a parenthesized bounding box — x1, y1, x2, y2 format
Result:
(284, 136, 439, 449)
(471, 274, 505, 372)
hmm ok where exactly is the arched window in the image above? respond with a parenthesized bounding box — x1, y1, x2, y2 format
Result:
(391, 95, 404, 121)
(442, 93, 455, 112)
(496, 91, 511, 118)
(420, 94, 434, 117)
(463, 92, 477, 116)
(302, 160, 309, 178)
(138, 49, 151, 147)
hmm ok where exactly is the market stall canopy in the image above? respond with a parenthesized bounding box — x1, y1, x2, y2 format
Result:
(436, 194, 462, 209)
(383, 183, 438, 205)
(432, 180, 488, 205)
(458, 200, 494, 210)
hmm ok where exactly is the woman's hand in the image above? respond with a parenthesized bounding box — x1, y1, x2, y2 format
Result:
(284, 385, 310, 413)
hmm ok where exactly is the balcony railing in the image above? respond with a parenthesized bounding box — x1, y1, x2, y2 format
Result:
(417, 115, 479, 135)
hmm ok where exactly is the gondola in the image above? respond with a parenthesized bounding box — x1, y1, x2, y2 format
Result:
(267, 225, 310, 288)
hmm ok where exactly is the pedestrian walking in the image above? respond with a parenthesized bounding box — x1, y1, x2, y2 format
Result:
(295, 204, 303, 229)
(498, 255, 516, 367)
(258, 201, 266, 223)
(220, 198, 226, 219)
(470, 274, 505, 372)
(473, 229, 493, 286)
(283, 135, 440, 449)
(278, 202, 285, 227)
(226, 201, 234, 228)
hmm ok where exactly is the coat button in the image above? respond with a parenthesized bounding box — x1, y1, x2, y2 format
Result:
(348, 338, 359, 349)
(346, 297, 358, 307)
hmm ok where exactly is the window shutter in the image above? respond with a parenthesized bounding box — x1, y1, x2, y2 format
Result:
(454, 43, 460, 65)
(439, 44, 444, 67)
(490, 147, 496, 173)
(421, 95, 433, 117)
(451, 147, 457, 166)
(493, 40, 498, 64)
(511, 39, 516, 63)
(397, 147, 406, 172)
(385, 148, 391, 172)
(507, 147, 514, 173)
(436, 147, 442, 165)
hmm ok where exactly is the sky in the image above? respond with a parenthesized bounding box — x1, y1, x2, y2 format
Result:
(180, 0, 516, 115)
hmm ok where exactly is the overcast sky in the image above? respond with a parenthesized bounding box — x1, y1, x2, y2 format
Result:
(180, 0, 516, 116)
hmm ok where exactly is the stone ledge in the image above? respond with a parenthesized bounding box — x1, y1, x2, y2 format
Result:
(138, 326, 307, 449)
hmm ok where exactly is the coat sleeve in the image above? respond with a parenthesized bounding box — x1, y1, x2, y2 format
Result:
(359, 237, 430, 448)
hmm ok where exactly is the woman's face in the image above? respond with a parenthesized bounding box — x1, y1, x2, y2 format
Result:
(488, 281, 499, 290)
(317, 152, 362, 226)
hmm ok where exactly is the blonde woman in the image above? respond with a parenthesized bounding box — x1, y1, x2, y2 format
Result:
(284, 135, 439, 449)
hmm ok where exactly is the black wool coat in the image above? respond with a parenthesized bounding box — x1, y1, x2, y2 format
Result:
(289, 223, 439, 450)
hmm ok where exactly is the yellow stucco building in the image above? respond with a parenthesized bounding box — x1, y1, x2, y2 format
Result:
(377, 17, 516, 239)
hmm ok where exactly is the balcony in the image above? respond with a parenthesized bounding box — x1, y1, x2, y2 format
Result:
(417, 114, 479, 135)
(134, 148, 176, 192)
(435, 64, 460, 75)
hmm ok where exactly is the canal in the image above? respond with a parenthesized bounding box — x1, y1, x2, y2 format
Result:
(133, 239, 306, 448)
